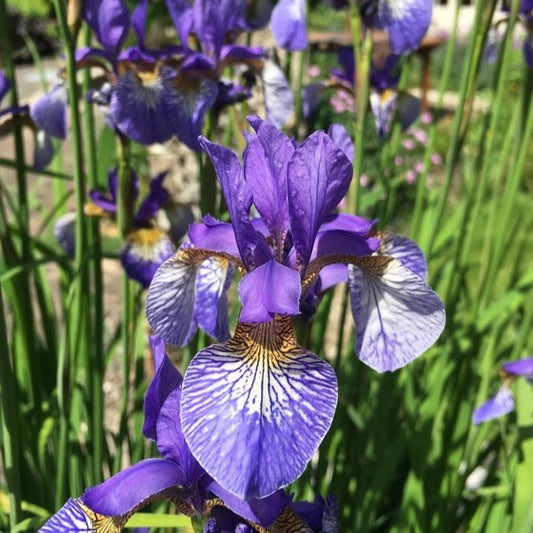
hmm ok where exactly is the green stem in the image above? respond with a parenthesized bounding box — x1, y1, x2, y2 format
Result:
(0, 285, 22, 527)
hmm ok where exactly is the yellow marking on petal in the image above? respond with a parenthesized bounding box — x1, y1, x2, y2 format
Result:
(84, 202, 106, 217)
(126, 228, 170, 262)
(72, 499, 125, 533)
(267, 506, 313, 533)
(176, 247, 244, 273)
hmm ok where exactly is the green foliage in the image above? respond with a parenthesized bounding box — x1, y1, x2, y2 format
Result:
(7, 0, 51, 18)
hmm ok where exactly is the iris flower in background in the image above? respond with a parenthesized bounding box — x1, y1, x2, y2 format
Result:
(473, 358, 533, 424)
(55, 168, 174, 287)
(146, 116, 445, 500)
(39, 336, 336, 533)
(0, 70, 66, 169)
(270, 0, 308, 51)
(89, 168, 175, 287)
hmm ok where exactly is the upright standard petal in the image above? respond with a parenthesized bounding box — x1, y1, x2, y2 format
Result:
(199, 137, 260, 269)
(348, 256, 445, 372)
(271, 0, 308, 51)
(165, 0, 195, 47)
(472, 387, 515, 425)
(377, 0, 433, 55)
(146, 248, 203, 345)
(238, 260, 301, 323)
(83, 0, 130, 58)
(327, 123, 354, 164)
(30, 84, 68, 140)
(288, 131, 352, 269)
(181, 316, 338, 499)
(245, 117, 294, 248)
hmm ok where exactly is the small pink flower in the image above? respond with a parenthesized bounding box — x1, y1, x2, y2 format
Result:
(421, 112, 433, 125)
(394, 156, 403, 166)
(431, 153, 442, 165)
(413, 129, 428, 145)
(406, 169, 417, 184)
(360, 173, 369, 187)
(330, 94, 346, 113)
(308, 65, 321, 78)
(402, 138, 416, 150)
(414, 161, 425, 173)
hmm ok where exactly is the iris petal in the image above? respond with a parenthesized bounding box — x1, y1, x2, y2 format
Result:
(377, 232, 427, 280)
(288, 131, 352, 269)
(348, 257, 445, 372)
(245, 117, 294, 248)
(30, 85, 67, 140)
(502, 358, 533, 377)
(38, 498, 122, 533)
(82, 458, 184, 516)
(472, 387, 515, 425)
(271, 0, 308, 51)
(146, 249, 201, 346)
(238, 260, 301, 323)
(0, 70, 10, 104)
(262, 61, 294, 128)
(181, 317, 338, 499)
(33, 130, 55, 170)
(327, 123, 354, 164)
(377, 0, 433, 54)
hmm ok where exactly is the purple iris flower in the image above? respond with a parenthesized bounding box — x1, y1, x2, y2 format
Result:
(0, 70, 63, 169)
(473, 357, 533, 424)
(360, 0, 433, 55)
(146, 116, 445, 499)
(271, 0, 308, 51)
(89, 168, 174, 287)
(78, 0, 219, 149)
(38, 335, 296, 533)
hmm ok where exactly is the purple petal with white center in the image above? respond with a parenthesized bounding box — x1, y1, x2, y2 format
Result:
(33, 130, 55, 170)
(378, 232, 427, 280)
(0, 70, 10, 104)
(156, 386, 204, 484)
(207, 482, 292, 528)
(238, 260, 301, 323)
(146, 249, 200, 345)
(348, 257, 445, 372)
(370, 89, 397, 139)
(288, 131, 352, 269)
(472, 387, 515, 425)
(194, 258, 232, 341)
(120, 228, 174, 288)
(199, 138, 259, 269)
(131, 0, 149, 49)
(30, 84, 67, 140)
(165, 0, 194, 46)
(244, 117, 294, 247)
(271, 0, 307, 51)
(38, 498, 120, 533)
(327, 123, 354, 164)
(181, 318, 338, 499)
(188, 217, 241, 258)
(134, 171, 169, 225)
(502, 358, 533, 377)
(377, 0, 433, 55)
(110, 67, 177, 145)
(167, 74, 218, 151)
(54, 212, 76, 257)
(143, 335, 182, 441)
(262, 61, 294, 128)
(82, 0, 130, 58)
(82, 458, 184, 516)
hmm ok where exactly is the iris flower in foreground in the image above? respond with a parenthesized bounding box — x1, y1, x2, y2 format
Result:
(39, 336, 333, 532)
(146, 117, 445, 499)
(473, 357, 533, 424)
